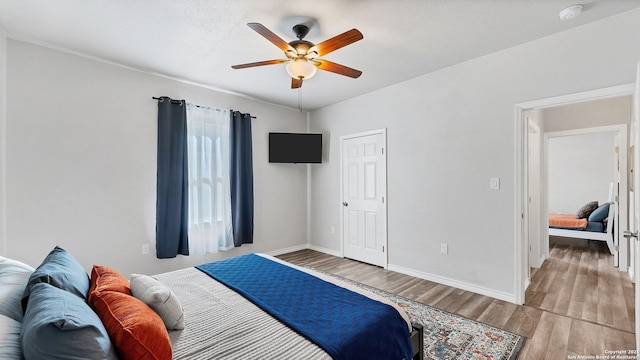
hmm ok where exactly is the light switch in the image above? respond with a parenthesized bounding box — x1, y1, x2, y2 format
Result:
(490, 178, 500, 190)
(440, 243, 448, 254)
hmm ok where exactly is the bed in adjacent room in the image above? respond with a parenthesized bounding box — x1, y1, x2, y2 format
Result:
(2, 247, 424, 360)
(548, 199, 616, 254)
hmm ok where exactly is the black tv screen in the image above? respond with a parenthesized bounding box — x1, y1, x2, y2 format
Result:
(269, 132, 322, 163)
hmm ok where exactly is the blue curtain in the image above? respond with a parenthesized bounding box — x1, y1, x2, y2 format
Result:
(230, 111, 254, 246)
(156, 97, 189, 258)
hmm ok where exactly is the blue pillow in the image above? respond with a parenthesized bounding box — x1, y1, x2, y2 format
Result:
(20, 283, 117, 360)
(21, 246, 90, 313)
(588, 202, 611, 223)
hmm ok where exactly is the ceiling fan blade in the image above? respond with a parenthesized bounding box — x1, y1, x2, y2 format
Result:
(247, 23, 295, 53)
(231, 59, 289, 69)
(291, 77, 303, 89)
(314, 60, 362, 78)
(309, 29, 363, 57)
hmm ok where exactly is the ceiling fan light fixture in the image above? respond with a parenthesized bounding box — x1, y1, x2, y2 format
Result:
(559, 4, 582, 21)
(286, 58, 317, 80)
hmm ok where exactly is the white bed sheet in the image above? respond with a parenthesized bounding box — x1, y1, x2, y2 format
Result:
(156, 267, 330, 360)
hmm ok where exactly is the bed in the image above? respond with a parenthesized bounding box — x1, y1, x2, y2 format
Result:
(548, 200, 617, 254)
(1, 246, 424, 360)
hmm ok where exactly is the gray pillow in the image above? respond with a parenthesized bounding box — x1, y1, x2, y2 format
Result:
(0, 256, 34, 322)
(130, 273, 185, 330)
(20, 282, 117, 360)
(576, 200, 599, 219)
(0, 315, 22, 360)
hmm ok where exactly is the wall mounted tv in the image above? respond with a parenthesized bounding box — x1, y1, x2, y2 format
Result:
(269, 132, 322, 164)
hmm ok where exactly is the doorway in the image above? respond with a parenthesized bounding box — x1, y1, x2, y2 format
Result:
(545, 126, 625, 267)
(516, 84, 638, 344)
(516, 84, 635, 305)
(340, 129, 388, 268)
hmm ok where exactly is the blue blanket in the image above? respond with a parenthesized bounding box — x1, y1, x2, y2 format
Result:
(196, 254, 413, 360)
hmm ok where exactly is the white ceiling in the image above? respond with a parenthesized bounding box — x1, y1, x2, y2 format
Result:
(1, 0, 639, 111)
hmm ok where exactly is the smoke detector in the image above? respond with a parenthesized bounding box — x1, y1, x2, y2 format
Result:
(559, 4, 583, 21)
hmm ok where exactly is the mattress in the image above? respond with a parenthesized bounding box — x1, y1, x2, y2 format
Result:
(154, 254, 412, 359)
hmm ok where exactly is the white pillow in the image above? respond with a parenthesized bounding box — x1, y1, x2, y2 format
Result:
(0, 314, 23, 359)
(130, 274, 185, 330)
(0, 256, 34, 322)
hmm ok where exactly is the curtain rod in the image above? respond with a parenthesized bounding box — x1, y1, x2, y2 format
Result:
(152, 97, 256, 119)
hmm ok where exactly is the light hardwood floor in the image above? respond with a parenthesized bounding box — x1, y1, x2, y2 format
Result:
(277, 239, 635, 360)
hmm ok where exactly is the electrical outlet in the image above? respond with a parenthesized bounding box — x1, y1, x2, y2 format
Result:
(142, 244, 150, 255)
(440, 243, 448, 254)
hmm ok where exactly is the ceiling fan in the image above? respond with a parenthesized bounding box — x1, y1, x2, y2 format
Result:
(231, 23, 363, 89)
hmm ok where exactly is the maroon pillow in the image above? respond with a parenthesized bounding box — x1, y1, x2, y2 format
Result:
(91, 291, 172, 360)
(576, 201, 598, 219)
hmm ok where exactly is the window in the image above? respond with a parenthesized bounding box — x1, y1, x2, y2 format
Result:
(186, 104, 233, 255)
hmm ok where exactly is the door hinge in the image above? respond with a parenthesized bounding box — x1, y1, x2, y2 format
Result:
(382, 196, 385, 203)
(382, 246, 385, 252)
(382, 147, 384, 155)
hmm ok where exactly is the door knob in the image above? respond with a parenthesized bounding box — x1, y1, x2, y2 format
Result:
(623, 230, 638, 239)
(343, 202, 348, 207)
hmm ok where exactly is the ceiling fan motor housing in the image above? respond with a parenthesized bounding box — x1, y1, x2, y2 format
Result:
(292, 24, 310, 39)
(287, 40, 314, 58)
(287, 25, 315, 58)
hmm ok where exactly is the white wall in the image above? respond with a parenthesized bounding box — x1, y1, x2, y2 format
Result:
(308, 9, 640, 300)
(5, 39, 309, 276)
(544, 96, 632, 133)
(548, 132, 617, 214)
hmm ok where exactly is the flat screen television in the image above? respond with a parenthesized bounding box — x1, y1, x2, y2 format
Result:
(269, 132, 322, 164)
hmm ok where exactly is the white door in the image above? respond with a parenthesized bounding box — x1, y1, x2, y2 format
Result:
(341, 130, 387, 268)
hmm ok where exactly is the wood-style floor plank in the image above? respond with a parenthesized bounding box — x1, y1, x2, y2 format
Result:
(277, 236, 635, 359)
(527, 237, 635, 334)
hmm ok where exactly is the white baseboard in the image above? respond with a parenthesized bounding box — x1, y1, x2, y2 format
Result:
(387, 264, 517, 304)
(272, 243, 516, 303)
(266, 243, 342, 258)
(308, 244, 342, 258)
(264, 244, 309, 257)
(532, 255, 546, 269)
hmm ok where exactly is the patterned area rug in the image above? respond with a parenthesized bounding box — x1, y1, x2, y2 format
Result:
(311, 269, 525, 360)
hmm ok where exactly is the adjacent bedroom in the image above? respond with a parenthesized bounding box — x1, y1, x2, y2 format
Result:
(524, 95, 635, 348)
